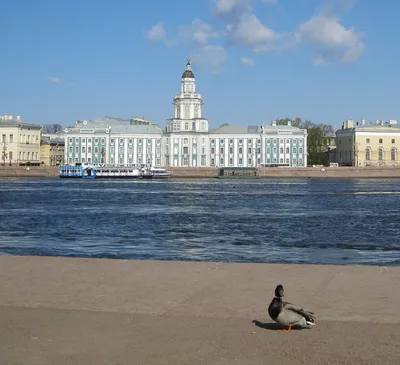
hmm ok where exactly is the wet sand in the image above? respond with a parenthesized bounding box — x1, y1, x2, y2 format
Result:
(0, 255, 399, 364)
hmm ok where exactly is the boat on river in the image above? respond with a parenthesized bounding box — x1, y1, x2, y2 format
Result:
(215, 167, 258, 179)
(59, 164, 170, 179)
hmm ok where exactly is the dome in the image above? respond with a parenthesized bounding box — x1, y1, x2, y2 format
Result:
(182, 58, 195, 79)
(182, 69, 195, 79)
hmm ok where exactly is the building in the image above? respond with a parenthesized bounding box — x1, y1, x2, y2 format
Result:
(40, 136, 65, 166)
(64, 60, 308, 167)
(323, 133, 337, 165)
(0, 114, 42, 166)
(336, 119, 399, 166)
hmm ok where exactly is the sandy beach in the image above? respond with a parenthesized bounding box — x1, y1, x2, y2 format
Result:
(0, 255, 399, 364)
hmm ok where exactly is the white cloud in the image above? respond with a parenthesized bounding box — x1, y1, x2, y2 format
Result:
(241, 57, 254, 66)
(213, 0, 250, 15)
(228, 13, 277, 52)
(178, 19, 221, 46)
(191, 45, 228, 73)
(313, 55, 326, 66)
(298, 14, 365, 63)
(146, 0, 365, 72)
(47, 77, 61, 84)
(146, 23, 167, 43)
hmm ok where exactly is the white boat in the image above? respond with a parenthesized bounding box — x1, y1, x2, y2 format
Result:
(141, 167, 170, 179)
(59, 164, 170, 179)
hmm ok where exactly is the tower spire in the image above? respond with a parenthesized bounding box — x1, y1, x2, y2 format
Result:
(182, 58, 195, 79)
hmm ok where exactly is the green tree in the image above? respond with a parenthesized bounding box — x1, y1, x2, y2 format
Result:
(307, 126, 326, 165)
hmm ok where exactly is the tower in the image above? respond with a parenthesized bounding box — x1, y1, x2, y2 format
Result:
(166, 59, 209, 133)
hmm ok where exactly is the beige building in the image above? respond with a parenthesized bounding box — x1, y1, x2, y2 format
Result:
(336, 119, 399, 166)
(40, 136, 65, 166)
(0, 115, 42, 166)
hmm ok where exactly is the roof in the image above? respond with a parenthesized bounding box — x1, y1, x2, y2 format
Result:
(109, 124, 162, 134)
(182, 60, 195, 79)
(41, 136, 65, 144)
(337, 121, 400, 134)
(0, 119, 41, 129)
(210, 125, 260, 134)
(66, 118, 162, 135)
(210, 124, 304, 135)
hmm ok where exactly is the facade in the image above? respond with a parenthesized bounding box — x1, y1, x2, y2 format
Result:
(40, 136, 65, 166)
(0, 114, 42, 166)
(64, 60, 308, 167)
(323, 133, 337, 165)
(336, 119, 400, 166)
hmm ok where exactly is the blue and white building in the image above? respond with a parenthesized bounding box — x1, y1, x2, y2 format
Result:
(64, 60, 308, 167)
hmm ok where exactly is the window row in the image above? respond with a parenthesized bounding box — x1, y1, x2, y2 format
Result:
(365, 148, 397, 161)
(1, 134, 38, 143)
(209, 138, 303, 145)
(67, 157, 162, 166)
(366, 138, 396, 144)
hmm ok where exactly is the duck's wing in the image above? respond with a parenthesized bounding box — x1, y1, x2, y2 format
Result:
(282, 301, 316, 322)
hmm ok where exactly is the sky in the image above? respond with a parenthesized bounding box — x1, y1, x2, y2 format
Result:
(0, 0, 399, 130)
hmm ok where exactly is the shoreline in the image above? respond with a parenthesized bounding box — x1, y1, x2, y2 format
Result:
(1, 255, 399, 364)
(1, 254, 399, 322)
(0, 253, 397, 268)
(2, 165, 400, 179)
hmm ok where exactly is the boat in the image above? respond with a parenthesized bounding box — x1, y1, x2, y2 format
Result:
(59, 164, 170, 179)
(141, 167, 170, 179)
(215, 167, 258, 179)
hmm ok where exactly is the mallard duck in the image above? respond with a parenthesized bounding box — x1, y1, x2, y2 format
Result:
(268, 284, 316, 332)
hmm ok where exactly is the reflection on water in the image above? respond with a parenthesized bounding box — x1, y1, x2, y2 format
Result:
(0, 177, 400, 266)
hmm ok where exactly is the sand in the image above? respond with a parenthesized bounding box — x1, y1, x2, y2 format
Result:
(0, 255, 399, 364)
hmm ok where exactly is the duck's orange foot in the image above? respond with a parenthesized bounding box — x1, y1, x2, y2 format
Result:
(279, 324, 292, 333)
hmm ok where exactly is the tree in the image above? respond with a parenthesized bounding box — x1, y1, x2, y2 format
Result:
(275, 118, 335, 166)
(307, 126, 326, 165)
(42, 124, 64, 134)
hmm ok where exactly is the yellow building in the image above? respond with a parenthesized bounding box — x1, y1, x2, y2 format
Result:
(336, 119, 399, 166)
(40, 136, 65, 166)
(0, 115, 42, 166)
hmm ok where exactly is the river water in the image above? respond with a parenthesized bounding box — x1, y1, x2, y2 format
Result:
(0, 177, 399, 266)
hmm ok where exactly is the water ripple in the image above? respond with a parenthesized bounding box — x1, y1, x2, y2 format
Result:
(0, 177, 400, 266)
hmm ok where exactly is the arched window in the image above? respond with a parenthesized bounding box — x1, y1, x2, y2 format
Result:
(185, 105, 190, 118)
(378, 148, 384, 161)
(194, 105, 199, 118)
(176, 106, 181, 119)
(183, 138, 188, 145)
(391, 148, 396, 161)
(365, 149, 371, 161)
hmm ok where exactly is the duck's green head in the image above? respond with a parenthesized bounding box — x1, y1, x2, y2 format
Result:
(275, 284, 284, 298)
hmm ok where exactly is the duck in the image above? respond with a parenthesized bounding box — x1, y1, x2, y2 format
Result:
(268, 284, 316, 332)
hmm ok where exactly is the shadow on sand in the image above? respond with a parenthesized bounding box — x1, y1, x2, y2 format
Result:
(252, 320, 311, 331)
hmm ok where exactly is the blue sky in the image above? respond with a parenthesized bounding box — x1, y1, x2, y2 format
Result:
(0, 0, 398, 130)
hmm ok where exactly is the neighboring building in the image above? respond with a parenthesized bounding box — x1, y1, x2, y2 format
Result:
(40, 136, 65, 166)
(64, 60, 308, 167)
(0, 114, 42, 166)
(323, 133, 337, 165)
(336, 119, 400, 166)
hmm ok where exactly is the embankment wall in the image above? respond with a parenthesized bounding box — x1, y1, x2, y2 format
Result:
(1, 166, 400, 178)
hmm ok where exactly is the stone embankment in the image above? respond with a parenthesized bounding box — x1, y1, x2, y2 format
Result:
(1, 165, 400, 178)
(0, 255, 399, 364)
(0, 166, 58, 178)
